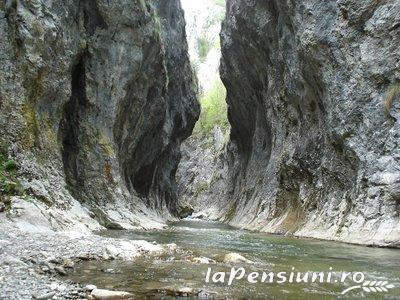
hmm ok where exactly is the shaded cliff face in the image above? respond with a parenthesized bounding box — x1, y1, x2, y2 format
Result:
(0, 0, 198, 229)
(220, 0, 400, 246)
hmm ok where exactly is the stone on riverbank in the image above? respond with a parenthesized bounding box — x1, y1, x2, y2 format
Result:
(90, 288, 133, 300)
(31, 292, 56, 300)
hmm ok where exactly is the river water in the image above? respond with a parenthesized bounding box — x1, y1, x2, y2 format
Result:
(70, 219, 400, 299)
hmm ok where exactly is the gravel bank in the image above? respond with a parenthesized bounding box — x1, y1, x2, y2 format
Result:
(0, 216, 171, 300)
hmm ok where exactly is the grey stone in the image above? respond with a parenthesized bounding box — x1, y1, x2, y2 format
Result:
(90, 288, 133, 300)
(84, 285, 98, 292)
(32, 292, 56, 300)
(54, 266, 67, 276)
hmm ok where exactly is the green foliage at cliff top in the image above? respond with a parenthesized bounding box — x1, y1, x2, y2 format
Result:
(213, 0, 226, 7)
(194, 77, 229, 136)
(197, 37, 213, 62)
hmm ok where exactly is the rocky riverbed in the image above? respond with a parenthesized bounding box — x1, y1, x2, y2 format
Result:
(0, 216, 177, 299)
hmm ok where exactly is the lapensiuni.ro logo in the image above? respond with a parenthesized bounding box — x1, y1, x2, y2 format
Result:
(205, 267, 397, 296)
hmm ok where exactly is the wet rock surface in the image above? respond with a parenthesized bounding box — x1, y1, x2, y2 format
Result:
(219, 0, 400, 246)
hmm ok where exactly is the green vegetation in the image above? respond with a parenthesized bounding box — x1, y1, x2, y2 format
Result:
(213, 0, 226, 8)
(98, 131, 115, 157)
(21, 101, 40, 149)
(224, 202, 237, 222)
(197, 37, 213, 62)
(139, 0, 146, 10)
(384, 83, 400, 115)
(194, 181, 209, 197)
(0, 151, 24, 197)
(194, 77, 229, 135)
(4, 159, 17, 172)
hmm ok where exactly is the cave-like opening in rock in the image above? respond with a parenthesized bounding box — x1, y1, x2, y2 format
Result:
(59, 54, 88, 194)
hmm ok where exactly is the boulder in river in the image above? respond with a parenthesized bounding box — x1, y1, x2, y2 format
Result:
(177, 204, 195, 218)
(90, 288, 133, 300)
(84, 284, 98, 292)
(190, 256, 216, 264)
(223, 253, 253, 264)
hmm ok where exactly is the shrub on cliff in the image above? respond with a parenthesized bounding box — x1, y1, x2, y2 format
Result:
(0, 153, 23, 197)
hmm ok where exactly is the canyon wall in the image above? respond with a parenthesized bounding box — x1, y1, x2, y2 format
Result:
(0, 0, 198, 231)
(219, 0, 400, 246)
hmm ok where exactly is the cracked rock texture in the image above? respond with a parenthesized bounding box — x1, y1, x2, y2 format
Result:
(0, 0, 199, 230)
(176, 126, 229, 219)
(218, 0, 400, 246)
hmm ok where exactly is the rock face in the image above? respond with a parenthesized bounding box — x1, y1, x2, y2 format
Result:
(176, 126, 228, 219)
(0, 0, 199, 229)
(219, 0, 400, 246)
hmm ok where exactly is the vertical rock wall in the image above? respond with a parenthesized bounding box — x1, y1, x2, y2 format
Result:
(0, 0, 199, 229)
(220, 0, 400, 246)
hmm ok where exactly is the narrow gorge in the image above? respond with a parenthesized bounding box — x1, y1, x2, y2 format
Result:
(178, 0, 400, 247)
(0, 0, 399, 299)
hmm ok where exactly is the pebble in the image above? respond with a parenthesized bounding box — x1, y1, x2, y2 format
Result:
(54, 266, 67, 276)
(84, 284, 98, 292)
(63, 258, 75, 269)
(190, 256, 216, 264)
(50, 282, 67, 292)
(32, 291, 56, 300)
(102, 268, 116, 274)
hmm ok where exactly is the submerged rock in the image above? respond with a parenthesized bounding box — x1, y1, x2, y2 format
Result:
(158, 286, 200, 297)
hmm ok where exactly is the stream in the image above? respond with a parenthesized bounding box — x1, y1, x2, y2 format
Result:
(70, 220, 400, 299)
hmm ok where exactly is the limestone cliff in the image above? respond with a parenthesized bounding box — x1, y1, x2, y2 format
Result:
(219, 0, 400, 246)
(0, 0, 199, 230)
